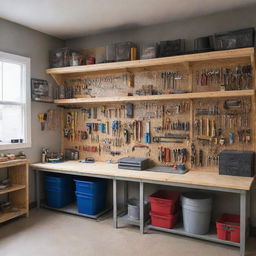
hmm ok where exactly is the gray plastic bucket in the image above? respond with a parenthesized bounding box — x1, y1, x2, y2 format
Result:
(181, 192, 212, 235)
(128, 198, 149, 220)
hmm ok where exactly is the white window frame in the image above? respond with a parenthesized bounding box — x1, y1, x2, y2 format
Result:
(0, 51, 31, 150)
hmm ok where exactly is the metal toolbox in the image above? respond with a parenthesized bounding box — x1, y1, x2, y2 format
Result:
(219, 150, 254, 177)
(118, 157, 150, 170)
(213, 28, 255, 50)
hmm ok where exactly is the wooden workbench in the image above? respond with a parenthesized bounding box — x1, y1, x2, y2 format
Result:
(30, 161, 255, 256)
(30, 161, 254, 191)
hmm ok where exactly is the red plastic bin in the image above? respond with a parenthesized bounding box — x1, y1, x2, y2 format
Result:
(216, 213, 240, 243)
(150, 211, 179, 229)
(149, 190, 180, 215)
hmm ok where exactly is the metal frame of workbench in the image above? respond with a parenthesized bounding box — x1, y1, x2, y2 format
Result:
(34, 168, 249, 256)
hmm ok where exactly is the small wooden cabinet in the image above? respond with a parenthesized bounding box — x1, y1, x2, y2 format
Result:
(0, 159, 29, 223)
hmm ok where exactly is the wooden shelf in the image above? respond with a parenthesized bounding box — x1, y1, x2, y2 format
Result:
(0, 184, 26, 195)
(0, 159, 28, 168)
(0, 208, 27, 223)
(54, 89, 255, 105)
(47, 48, 254, 76)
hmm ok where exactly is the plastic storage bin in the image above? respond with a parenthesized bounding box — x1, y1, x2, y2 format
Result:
(45, 174, 74, 208)
(76, 191, 106, 215)
(115, 42, 136, 61)
(181, 192, 212, 235)
(149, 190, 180, 215)
(140, 43, 158, 59)
(74, 178, 107, 196)
(150, 211, 179, 229)
(105, 44, 116, 63)
(216, 213, 240, 243)
(49, 47, 71, 68)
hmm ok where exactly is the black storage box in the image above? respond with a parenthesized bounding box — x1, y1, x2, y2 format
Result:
(159, 39, 185, 57)
(213, 28, 255, 50)
(194, 36, 214, 53)
(219, 150, 255, 177)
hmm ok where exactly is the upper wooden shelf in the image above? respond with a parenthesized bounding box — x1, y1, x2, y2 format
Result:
(47, 48, 255, 78)
(54, 89, 255, 105)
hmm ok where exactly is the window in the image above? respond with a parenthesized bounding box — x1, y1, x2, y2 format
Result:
(0, 51, 31, 149)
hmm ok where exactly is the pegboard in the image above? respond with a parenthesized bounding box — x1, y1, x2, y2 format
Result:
(60, 58, 254, 172)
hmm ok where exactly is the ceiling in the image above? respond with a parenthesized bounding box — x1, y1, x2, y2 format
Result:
(0, 0, 255, 39)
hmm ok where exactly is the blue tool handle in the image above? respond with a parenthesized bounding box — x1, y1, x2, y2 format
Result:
(144, 133, 151, 144)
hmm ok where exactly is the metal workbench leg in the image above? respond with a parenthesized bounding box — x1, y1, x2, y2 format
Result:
(240, 191, 247, 256)
(140, 182, 144, 234)
(124, 181, 128, 211)
(35, 170, 41, 208)
(113, 179, 118, 228)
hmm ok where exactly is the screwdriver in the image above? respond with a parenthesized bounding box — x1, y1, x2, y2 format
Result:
(38, 113, 47, 131)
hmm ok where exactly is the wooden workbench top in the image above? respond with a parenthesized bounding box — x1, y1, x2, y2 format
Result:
(30, 161, 255, 191)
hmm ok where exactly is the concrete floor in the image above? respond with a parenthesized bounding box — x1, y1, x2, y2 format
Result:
(0, 209, 255, 256)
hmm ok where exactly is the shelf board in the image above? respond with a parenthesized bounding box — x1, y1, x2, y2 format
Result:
(54, 89, 255, 105)
(0, 159, 28, 168)
(0, 184, 26, 195)
(0, 208, 27, 223)
(147, 224, 240, 247)
(119, 213, 141, 226)
(47, 48, 254, 76)
(41, 203, 111, 219)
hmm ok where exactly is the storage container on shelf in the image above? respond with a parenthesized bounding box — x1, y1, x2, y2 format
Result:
(181, 192, 212, 235)
(148, 190, 180, 215)
(75, 191, 106, 215)
(74, 177, 107, 196)
(216, 213, 240, 243)
(45, 174, 74, 208)
(49, 47, 71, 68)
(150, 210, 180, 229)
(74, 177, 107, 215)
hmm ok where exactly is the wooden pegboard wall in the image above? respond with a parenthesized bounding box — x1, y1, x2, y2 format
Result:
(60, 59, 254, 172)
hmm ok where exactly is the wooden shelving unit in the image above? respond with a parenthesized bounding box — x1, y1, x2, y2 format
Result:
(0, 159, 29, 224)
(47, 47, 255, 85)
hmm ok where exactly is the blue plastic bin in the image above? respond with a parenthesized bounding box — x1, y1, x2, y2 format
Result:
(45, 174, 74, 208)
(74, 178, 107, 196)
(46, 187, 74, 208)
(76, 191, 106, 215)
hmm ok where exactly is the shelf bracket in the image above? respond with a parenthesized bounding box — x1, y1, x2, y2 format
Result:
(51, 74, 63, 86)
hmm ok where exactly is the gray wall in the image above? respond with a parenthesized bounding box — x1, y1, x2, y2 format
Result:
(66, 4, 256, 51)
(0, 18, 64, 202)
(66, 4, 256, 227)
